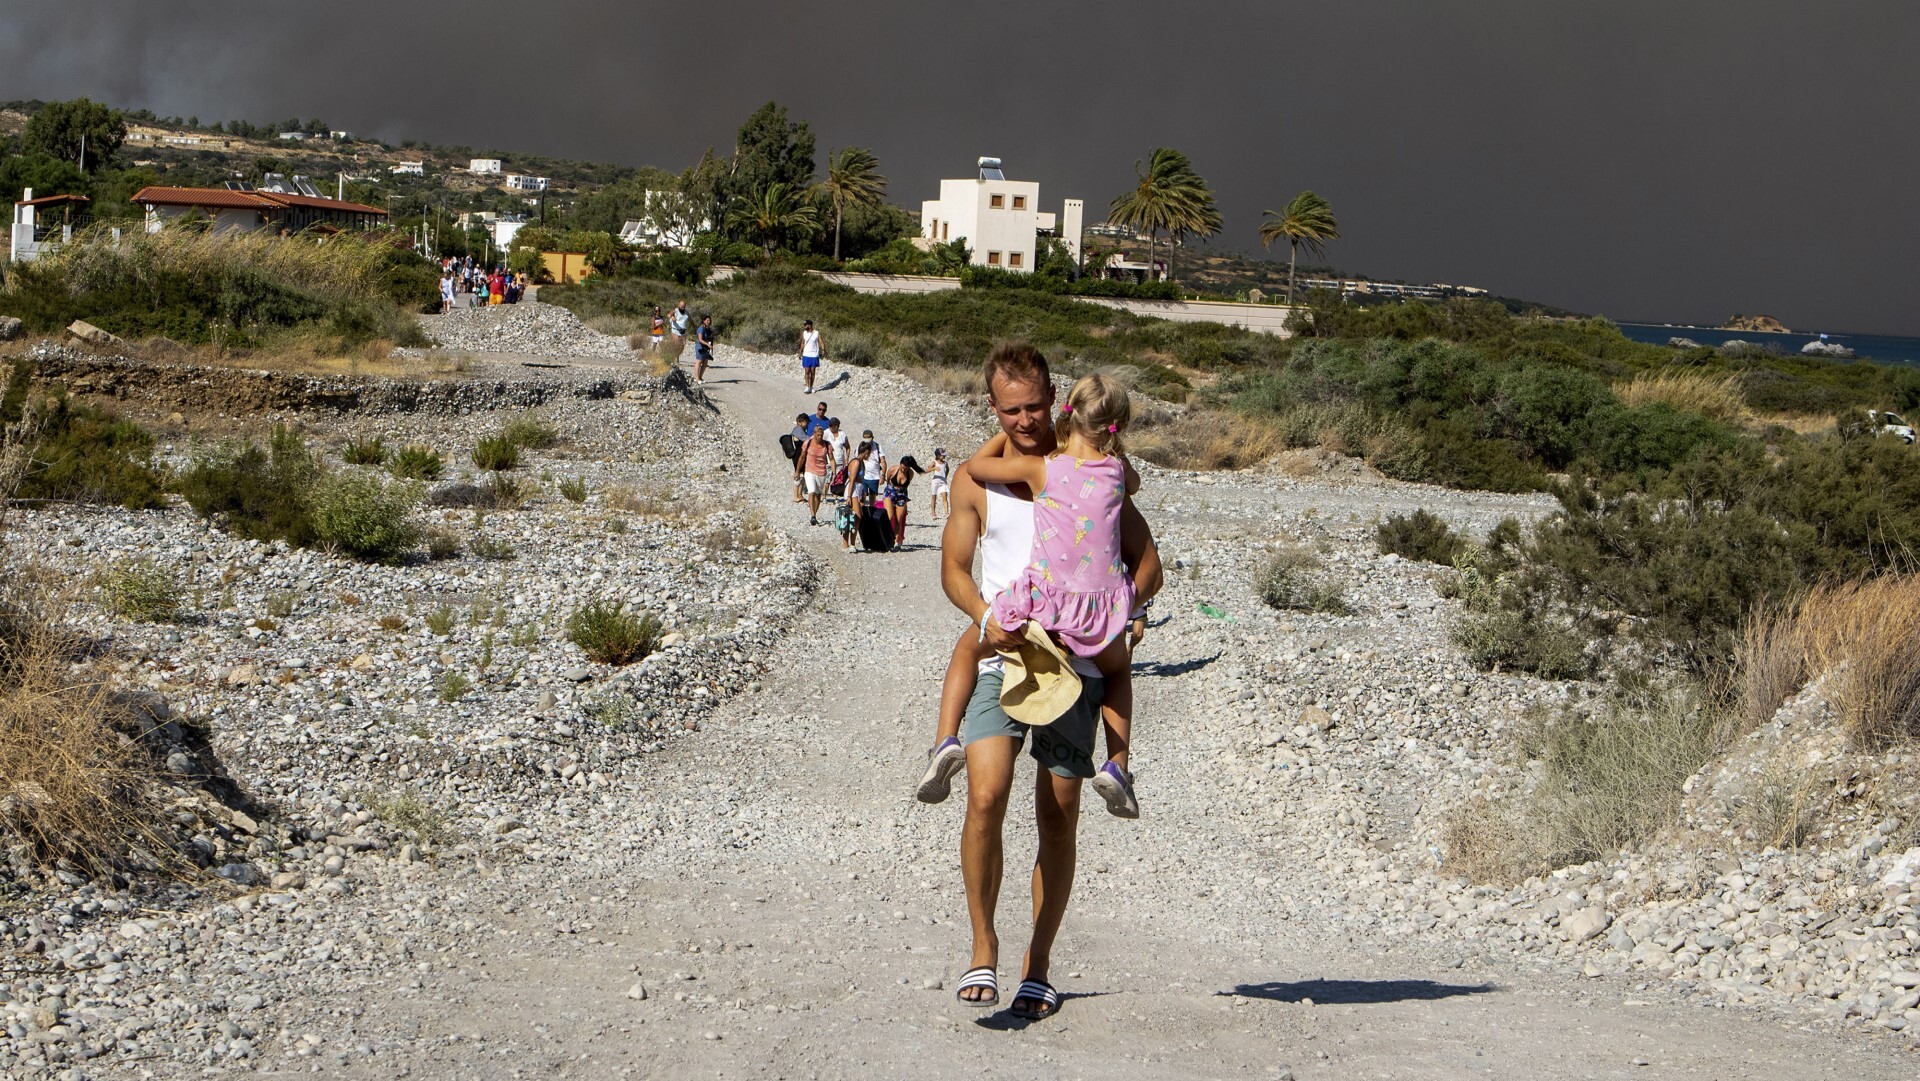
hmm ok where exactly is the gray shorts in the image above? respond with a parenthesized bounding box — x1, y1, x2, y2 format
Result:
(961, 668, 1106, 779)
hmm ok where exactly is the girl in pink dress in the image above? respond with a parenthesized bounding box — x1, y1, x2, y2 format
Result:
(962, 373, 1140, 815)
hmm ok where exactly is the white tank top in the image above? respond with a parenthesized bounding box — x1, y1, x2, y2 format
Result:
(980, 482, 1099, 677)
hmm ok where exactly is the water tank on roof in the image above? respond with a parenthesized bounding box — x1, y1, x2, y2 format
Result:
(978, 157, 1004, 181)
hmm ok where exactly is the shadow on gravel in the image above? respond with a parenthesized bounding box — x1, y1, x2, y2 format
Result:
(1133, 649, 1222, 678)
(1224, 978, 1496, 1005)
(973, 991, 1114, 1031)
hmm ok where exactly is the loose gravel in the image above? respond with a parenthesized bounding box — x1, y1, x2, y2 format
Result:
(0, 322, 1914, 1078)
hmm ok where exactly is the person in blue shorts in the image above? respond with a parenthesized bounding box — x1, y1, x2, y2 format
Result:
(693, 314, 714, 384)
(799, 319, 824, 394)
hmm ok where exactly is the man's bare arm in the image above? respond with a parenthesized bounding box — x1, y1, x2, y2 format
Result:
(941, 466, 988, 623)
(1119, 499, 1162, 606)
(941, 465, 1024, 650)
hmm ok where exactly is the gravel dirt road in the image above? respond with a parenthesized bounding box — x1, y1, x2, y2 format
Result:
(314, 350, 1915, 1080)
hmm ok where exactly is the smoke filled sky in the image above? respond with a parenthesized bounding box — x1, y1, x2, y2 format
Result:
(5, 1, 1917, 333)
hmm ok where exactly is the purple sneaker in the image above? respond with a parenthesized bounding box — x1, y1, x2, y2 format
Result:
(916, 737, 966, 804)
(1091, 761, 1139, 819)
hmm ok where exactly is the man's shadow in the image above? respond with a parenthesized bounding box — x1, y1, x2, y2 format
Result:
(1132, 650, 1221, 678)
(972, 990, 1114, 1031)
(1222, 978, 1497, 1004)
(814, 371, 852, 394)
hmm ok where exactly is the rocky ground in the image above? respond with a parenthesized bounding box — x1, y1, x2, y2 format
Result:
(0, 305, 1913, 1078)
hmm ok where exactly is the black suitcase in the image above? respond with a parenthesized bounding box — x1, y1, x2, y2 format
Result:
(857, 504, 895, 552)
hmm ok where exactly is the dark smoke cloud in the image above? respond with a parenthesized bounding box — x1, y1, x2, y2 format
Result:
(5, 1, 1917, 333)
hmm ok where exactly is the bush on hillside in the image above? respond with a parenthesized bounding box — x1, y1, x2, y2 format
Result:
(0, 226, 432, 348)
(1253, 546, 1351, 615)
(471, 435, 520, 471)
(567, 600, 662, 665)
(308, 471, 422, 562)
(1443, 691, 1720, 883)
(1, 361, 167, 509)
(1376, 510, 1465, 564)
(99, 558, 184, 623)
(388, 444, 443, 480)
(175, 424, 320, 546)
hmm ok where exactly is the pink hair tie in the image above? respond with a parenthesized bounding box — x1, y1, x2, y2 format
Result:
(1107, 424, 1118, 433)
(1060, 403, 1073, 414)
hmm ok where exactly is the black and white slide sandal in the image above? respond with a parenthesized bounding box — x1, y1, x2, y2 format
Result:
(1011, 978, 1060, 1020)
(955, 966, 1000, 1008)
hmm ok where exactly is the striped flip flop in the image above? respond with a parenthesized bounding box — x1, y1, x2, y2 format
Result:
(1011, 978, 1060, 1020)
(956, 966, 999, 1008)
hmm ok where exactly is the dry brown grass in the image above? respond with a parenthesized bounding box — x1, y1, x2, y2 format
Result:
(117, 335, 462, 381)
(604, 482, 706, 520)
(1732, 606, 1807, 735)
(1443, 693, 1720, 883)
(1613, 370, 1749, 424)
(904, 365, 984, 399)
(1752, 412, 1834, 437)
(1786, 576, 1920, 747)
(0, 569, 169, 875)
(1131, 410, 1282, 471)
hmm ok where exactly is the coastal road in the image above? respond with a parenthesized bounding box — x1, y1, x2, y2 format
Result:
(342, 350, 1916, 1079)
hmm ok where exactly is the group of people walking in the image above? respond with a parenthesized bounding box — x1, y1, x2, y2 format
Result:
(783, 401, 952, 553)
(437, 256, 524, 312)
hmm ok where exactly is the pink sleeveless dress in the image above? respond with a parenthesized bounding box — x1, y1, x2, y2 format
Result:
(989, 454, 1135, 658)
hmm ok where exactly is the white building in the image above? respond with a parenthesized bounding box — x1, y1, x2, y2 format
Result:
(470, 158, 503, 174)
(490, 218, 526, 250)
(918, 157, 1081, 271)
(390, 161, 424, 176)
(506, 174, 549, 192)
(617, 190, 710, 248)
(277, 131, 308, 142)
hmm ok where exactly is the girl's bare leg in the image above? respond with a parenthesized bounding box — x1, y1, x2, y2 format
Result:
(936, 626, 996, 744)
(1091, 638, 1133, 772)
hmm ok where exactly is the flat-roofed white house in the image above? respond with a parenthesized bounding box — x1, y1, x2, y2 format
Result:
(470, 158, 502, 174)
(918, 157, 1081, 272)
(390, 161, 424, 176)
(506, 174, 549, 192)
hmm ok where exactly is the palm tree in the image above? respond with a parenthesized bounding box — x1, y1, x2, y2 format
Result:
(821, 147, 887, 262)
(1108, 147, 1215, 283)
(1259, 191, 1341, 304)
(1167, 191, 1222, 282)
(746, 182, 820, 257)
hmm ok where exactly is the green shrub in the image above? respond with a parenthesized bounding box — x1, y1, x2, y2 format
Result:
(2, 362, 167, 509)
(1447, 550, 1588, 679)
(471, 436, 520, 471)
(469, 533, 516, 561)
(176, 425, 319, 545)
(435, 669, 472, 703)
(424, 526, 462, 561)
(558, 476, 589, 503)
(501, 415, 558, 449)
(99, 559, 183, 622)
(0, 227, 431, 347)
(1253, 547, 1351, 615)
(388, 444, 443, 481)
(342, 437, 388, 465)
(566, 600, 662, 665)
(425, 605, 456, 637)
(308, 472, 421, 562)
(1376, 510, 1465, 564)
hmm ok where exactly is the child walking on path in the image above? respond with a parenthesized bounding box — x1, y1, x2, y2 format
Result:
(916, 373, 1142, 817)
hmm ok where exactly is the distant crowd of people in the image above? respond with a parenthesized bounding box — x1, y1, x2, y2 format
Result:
(782, 400, 950, 553)
(437, 256, 526, 312)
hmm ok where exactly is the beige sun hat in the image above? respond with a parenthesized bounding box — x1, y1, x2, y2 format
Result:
(999, 621, 1083, 726)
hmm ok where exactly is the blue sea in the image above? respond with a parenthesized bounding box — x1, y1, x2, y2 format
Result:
(1617, 323, 1920, 368)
